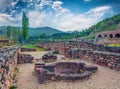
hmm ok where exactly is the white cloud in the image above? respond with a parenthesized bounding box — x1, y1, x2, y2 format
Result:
(11, 1, 17, 7)
(0, 2, 113, 32)
(86, 6, 112, 18)
(39, 0, 52, 9)
(55, 6, 113, 31)
(28, 10, 47, 27)
(0, 13, 19, 26)
(52, 1, 69, 16)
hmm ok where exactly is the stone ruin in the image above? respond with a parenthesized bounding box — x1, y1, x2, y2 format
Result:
(0, 39, 9, 45)
(37, 41, 120, 71)
(0, 46, 35, 89)
(17, 54, 34, 64)
(34, 62, 98, 84)
(37, 41, 120, 54)
(0, 46, 20, 89)
(42, 52, 57, 62)
(68, 48, 120, 71)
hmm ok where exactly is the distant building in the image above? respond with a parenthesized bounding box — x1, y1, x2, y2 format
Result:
(95, 29, 120, 44)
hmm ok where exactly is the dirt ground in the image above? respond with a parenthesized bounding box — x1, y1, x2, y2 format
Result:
(15, 51, 120, 89)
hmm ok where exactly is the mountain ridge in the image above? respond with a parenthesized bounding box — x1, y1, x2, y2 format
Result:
(0, 26, 63, 36)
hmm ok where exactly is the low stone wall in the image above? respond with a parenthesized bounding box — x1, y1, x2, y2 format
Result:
(21, 48, 37, 52)
(86, 51, 120, 70)
(42, 53, 57, 62)
(35, 62, 97, 84)
(17, 54, 34, 64)
(105, 46, 120, 53)
(37, 41, 120, 54)
(0, 39, 9, 45)
(68, 48, 120, 71)
(0, 46, 20, 89)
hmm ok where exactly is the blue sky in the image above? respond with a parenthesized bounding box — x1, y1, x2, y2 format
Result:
(0, 0, 120, 31)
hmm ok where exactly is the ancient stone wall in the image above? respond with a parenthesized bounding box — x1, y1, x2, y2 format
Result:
(42, 53, 57, 62)
(37, 41, 120, 71)
(0, 46, 20, 89)
(68, 48, 120, 71)
(0, 39, 9, 45)
(17, 54, 34, 64)
(38, 41, 120, 54)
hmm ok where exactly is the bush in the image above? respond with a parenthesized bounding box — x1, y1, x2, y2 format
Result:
(14, 67, 19, 73)
(10, 85, 17, 89)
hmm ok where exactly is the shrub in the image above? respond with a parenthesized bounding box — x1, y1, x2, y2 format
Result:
(10, 85, 17, 89)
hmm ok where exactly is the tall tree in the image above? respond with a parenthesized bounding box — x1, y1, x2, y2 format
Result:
(22, 11, 29, 42)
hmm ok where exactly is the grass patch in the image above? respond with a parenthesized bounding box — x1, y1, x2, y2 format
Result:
(22, 44, 47, 51)
(108, 44, 120, 47)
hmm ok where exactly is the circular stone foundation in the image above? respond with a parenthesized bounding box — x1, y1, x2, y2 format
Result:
(35, 62, 98, 84)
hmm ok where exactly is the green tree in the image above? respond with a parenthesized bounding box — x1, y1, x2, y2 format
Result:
(39, 33, 46, 39)
(22, 11, 29, 42)
(6, 26, 11, 38)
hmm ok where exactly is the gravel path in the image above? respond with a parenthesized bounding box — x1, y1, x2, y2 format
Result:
(15, 52, 120, 89)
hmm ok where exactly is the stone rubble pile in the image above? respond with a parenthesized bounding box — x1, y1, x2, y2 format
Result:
(34, 62, 98, 84)
(0, 46, 20, 89)
(17, 54, 34, 64)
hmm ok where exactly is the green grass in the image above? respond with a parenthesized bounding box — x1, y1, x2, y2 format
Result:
(108, 44, 120, 47)
(22, 44, 47, 51)
(22, 44, 37, 49)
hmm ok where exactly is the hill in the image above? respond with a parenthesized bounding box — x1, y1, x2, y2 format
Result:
(29, 27, 63, 36)
(78, 14, 120, 39)
(0, 26, 63, 36)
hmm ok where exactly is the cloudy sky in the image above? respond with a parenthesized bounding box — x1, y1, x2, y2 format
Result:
(0, 0, 120, 31)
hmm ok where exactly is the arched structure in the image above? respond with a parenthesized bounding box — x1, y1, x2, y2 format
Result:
(115, 33, 120, 38)
(95, 29, 120, 44)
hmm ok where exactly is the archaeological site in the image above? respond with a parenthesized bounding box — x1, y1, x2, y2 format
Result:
(0, 1, 120, 89)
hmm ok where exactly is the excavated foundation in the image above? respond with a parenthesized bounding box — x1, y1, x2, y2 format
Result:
(35, 62, 98, 84)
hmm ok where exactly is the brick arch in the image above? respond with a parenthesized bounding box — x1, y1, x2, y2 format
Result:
(115, 33, 120, 38)
(98, 34, 102, 38)
(104, 34, 107, 37)
(109, 34, 113, 38)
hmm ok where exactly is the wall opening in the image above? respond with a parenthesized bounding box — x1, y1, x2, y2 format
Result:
(109, 34, 113, 38)
(115, 33, 120, 38)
